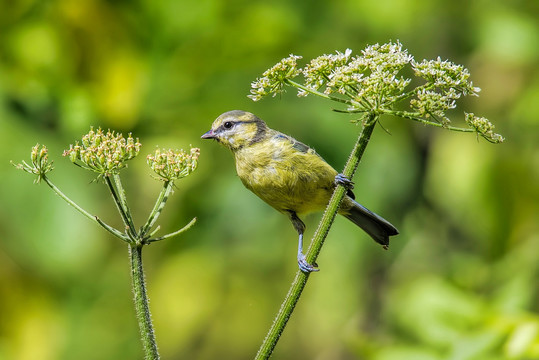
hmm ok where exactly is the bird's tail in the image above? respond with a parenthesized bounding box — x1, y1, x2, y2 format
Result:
(341, 198, 399, 248)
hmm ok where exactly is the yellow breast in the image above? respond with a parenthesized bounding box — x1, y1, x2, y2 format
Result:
(234, 134, 337, 215)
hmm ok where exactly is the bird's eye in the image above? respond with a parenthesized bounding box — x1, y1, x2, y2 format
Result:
(223, 121, 233, 129)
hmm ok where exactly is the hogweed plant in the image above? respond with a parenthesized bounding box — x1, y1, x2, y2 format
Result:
(250, 41, 503, 359)
(13, 128, 200, 360)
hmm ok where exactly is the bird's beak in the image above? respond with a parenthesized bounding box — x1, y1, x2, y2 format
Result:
(201, 129, 216, 139)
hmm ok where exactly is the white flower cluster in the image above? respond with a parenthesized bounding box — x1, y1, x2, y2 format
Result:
(465, 113, 504, 143)
(305, 42, 413, 109)
(249, 41, 414, 111)
(410, 88, 460, 125)
(412, 57, 480, 96)
(247, 41, 502, 143)
(409, 58, 481, 125)
(248, 54, 302, 101)
(299, 49, 353, 96)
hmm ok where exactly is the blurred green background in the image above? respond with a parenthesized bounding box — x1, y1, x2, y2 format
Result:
(1, 0, 538, 359)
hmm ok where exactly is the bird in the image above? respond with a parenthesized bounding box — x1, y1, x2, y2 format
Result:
(201, 110, 398, 272)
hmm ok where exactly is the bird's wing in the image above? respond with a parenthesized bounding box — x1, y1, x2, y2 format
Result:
(290, 138, 311, 154)
(274, 133, 357, 200)
(273, 133, 315, 154)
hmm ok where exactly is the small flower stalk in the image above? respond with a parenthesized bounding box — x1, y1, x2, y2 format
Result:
(249, 40, 504, 143)
(14, 127, 200, 360)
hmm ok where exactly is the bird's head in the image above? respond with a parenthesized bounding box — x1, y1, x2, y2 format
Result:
(201, 110, 268, 151)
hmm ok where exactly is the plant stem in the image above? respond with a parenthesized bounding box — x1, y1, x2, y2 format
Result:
(42, 175, 124, 240)
(286, 79, 353, 106)
(129, 244, 160, 360)
(255, 114, 378, 360)
(105, 175, 137, 237)
(149, 216, 197, 243)
(112, 174, 138, 236)
(42, 175, 95, 221)
(388, 110, 474, 132)
(307, 115, 377, 261)
(140, 181, 174, 238)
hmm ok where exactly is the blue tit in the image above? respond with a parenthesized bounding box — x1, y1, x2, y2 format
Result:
(202, 110, 398, 272)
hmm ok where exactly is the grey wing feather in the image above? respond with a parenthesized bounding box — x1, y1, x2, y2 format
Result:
(291, 139, 311, 153)
(273, 133, 312, 153)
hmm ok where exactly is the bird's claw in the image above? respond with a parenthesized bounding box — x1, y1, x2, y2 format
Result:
(298, 254, 319, 273)
(335, 173, 354, 190)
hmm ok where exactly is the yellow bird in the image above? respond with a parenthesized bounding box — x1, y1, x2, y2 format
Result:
(201, 110, 398, 272)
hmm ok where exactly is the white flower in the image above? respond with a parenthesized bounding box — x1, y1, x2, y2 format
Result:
(248, 54, 302, 101)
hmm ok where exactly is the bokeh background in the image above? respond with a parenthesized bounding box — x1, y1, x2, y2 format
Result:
(1, 0, 538, 359)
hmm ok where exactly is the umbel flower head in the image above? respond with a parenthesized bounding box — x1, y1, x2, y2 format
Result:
(63, 128, 141, 178)
(248, 40, 504, 143)
(465, 113, 504, 143)
(248, 54, 302, 101)
(12, 144, 54, 183)
(300, 49, 353, 96)
(147, 147, 200, 182)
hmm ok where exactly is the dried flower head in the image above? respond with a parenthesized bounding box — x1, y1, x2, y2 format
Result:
(63, 128, 141, 178)
(147, 147, 200, 182)
(248, 54, 302, 101)
(12, 144, 54, 183)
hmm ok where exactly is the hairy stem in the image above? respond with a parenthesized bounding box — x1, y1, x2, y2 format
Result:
(255, 114, 378, 359)
(129, 244, 160, 360)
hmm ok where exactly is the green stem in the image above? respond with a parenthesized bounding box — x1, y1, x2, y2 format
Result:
(129, 244, 160, 360)
(43, 175, 95, 220)
(105, 175, 137, 237)
(42, 175, 125, 240)
(388, 110, 474, 132)
(112, 174, 138, 236)
(96, 217, 129, 242)
(286, 79, 353, 106)
(255, 114, 378, 360)
(140, 181, 174, 238)
(148, 217, 197, 243)
(307, 115, 377, 261)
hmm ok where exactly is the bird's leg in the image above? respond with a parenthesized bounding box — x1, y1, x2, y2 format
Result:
(287, 211, 319, 273)
(335, 173, 354, 190)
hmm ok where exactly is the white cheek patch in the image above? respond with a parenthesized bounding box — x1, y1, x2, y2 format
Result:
(224, 133, 235, 145)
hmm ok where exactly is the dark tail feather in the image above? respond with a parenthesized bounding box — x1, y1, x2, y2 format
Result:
(342, 198, 399, 248)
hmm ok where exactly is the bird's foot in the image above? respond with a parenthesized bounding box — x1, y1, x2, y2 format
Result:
(335, 173, 354, 190)
(298, 253, 319, 273)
